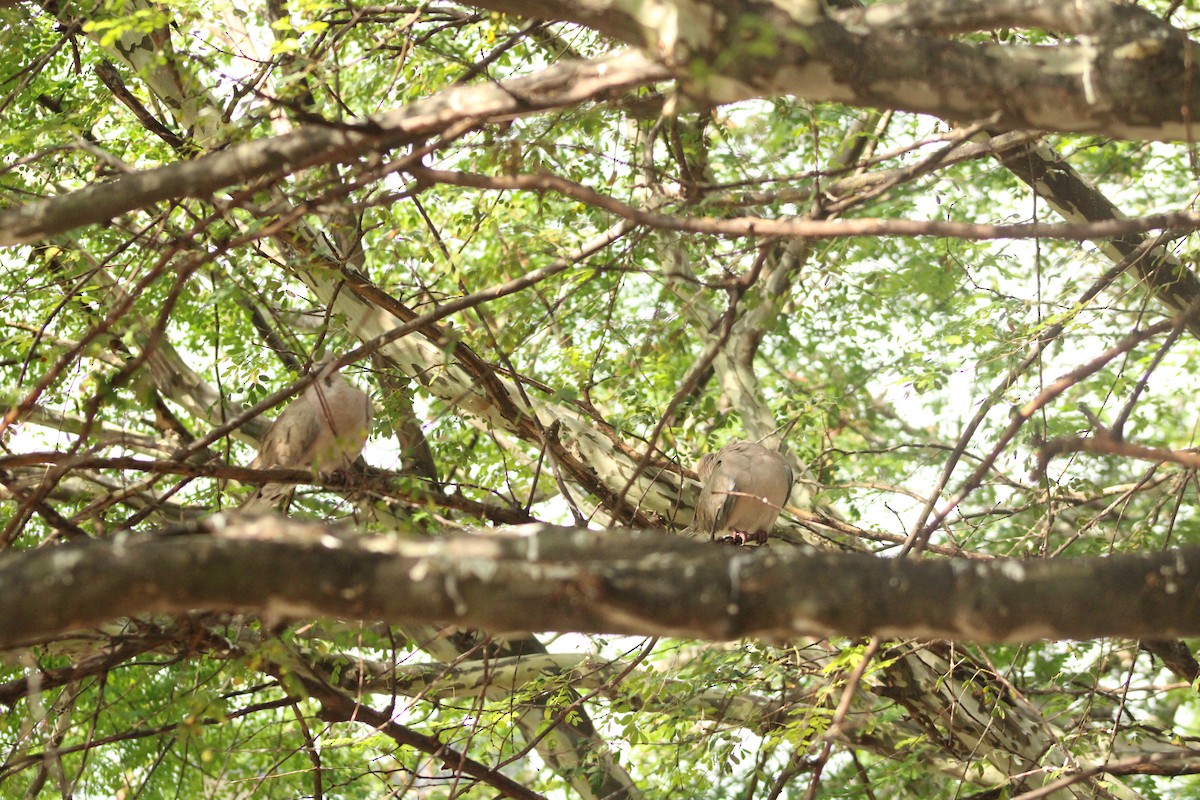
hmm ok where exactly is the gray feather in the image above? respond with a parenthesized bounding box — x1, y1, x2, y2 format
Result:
(241, 358, 372, 512)
(691, 440, 792, 542)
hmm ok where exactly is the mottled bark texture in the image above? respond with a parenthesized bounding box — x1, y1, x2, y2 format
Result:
(2, 518, 1198, 648)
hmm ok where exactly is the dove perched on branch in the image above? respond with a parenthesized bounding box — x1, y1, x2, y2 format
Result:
(691, 440, 793, 545)
(240, 357, 372, 513)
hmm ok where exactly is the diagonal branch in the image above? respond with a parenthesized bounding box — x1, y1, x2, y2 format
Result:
(0, 51, 670, 245)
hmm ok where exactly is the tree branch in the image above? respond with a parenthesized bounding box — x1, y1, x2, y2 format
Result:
(468, 0, 1200, 140)
(4, 519, 1200, 649)
(0, 51, 670, 245)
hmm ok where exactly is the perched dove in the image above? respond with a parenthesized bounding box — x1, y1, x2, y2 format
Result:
(692, 440, 793, 545)
(241, 357, 372, 512)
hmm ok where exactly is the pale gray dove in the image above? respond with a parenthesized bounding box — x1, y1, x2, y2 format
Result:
(692, 440, 793, 545)
(241, 357, 372, 512)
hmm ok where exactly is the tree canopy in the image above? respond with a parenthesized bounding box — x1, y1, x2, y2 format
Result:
(5, 0, 1200, 797)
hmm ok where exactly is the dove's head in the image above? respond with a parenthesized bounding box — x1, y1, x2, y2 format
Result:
(308, 355, 344, 385)
(311, 353, 339, 369)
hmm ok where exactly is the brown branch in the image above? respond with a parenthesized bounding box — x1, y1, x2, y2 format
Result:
(1038, 434, 1200, 472)
(5, 519, 1200, 647)
(0, 453, 536, 525)
(411, 166, 1200, 242)
(996, 141, 1200, 339)
(905, 295, 1200, 555)
(0, 51, 670, 246)
(0, 638, 162, 708)
(270, 659, 549, 800)
(94, 59, 188, 154)
(0, 696, 293, 780)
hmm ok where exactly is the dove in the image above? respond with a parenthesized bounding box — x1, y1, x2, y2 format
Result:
(240, 357, 372, 513)
(691, 439, 793, 545)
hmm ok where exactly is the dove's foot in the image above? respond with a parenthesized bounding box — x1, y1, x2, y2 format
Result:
(716, 530, 769, 546)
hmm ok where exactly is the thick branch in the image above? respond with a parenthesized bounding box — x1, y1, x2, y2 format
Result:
(3, 519, 1200, 649)
(468, 0, 1200, 140)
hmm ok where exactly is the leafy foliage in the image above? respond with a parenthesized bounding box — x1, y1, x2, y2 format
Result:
(5, 0, 1200, 798)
